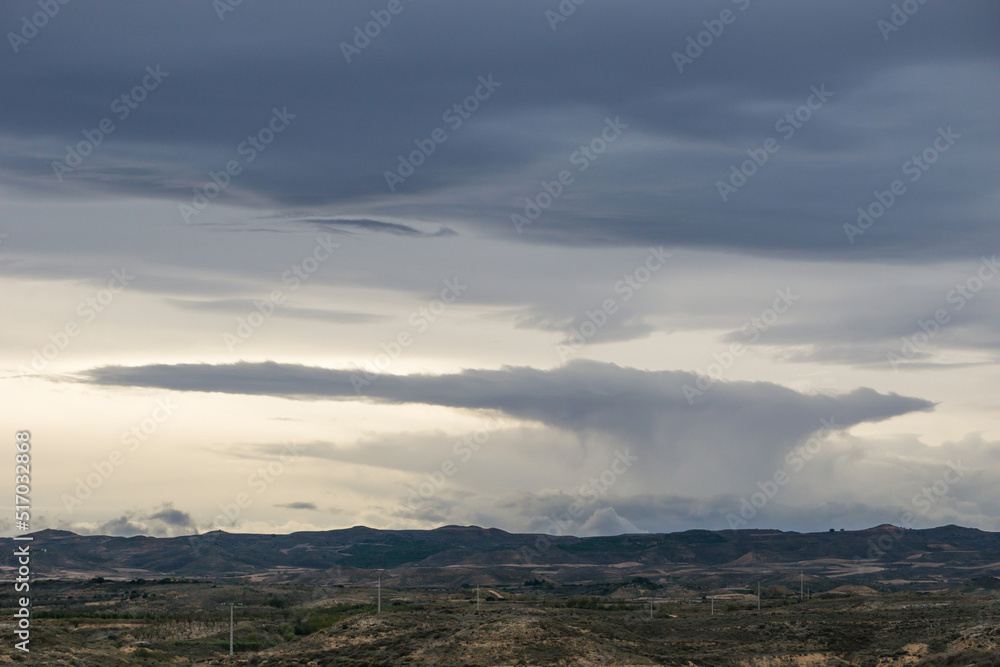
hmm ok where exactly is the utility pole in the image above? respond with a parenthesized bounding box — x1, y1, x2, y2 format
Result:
(800, 573, 803, 600)
(757, 581, 760, 611)
(649, 599, 653, 620)
(476, 585, 480, 613)
(711, 597, 714, 615)
(221, 602, 242, 658)
(377, 571, 382, 613)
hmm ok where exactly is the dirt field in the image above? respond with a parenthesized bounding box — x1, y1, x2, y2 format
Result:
(1, 580, 998, 665)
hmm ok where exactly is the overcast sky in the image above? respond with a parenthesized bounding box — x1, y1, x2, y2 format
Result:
(2, 0, 998, 539)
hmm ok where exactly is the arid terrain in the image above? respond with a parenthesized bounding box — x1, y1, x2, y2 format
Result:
(1, 581, 998, 665)
(2, 525, 999, 665)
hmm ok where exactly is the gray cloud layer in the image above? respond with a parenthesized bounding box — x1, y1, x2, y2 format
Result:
(79, 359, 932, 422)
(79, 360, 934, 488)
(2, 1, 997, 258)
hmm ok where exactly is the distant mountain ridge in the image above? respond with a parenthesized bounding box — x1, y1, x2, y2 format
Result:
(3, 524, 998, 587)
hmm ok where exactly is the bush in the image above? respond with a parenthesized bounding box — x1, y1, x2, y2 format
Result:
(293, 604, 373, 635)
(972, 576, 1000, 590)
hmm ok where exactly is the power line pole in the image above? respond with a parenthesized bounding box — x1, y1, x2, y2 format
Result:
(800, 573, 803, 600)
(377, 571, 382, 613)
(757, 581, 760, 611)
(221, 602, 242, 658)
(476, 585, 480, 613)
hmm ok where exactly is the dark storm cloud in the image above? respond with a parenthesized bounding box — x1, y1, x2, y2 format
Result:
(147, 506, 194, 528)
(94, 515, 147, 538)
(85, 503, 194, 537)
(78, 359, 931, 419)
(2, 1, 997, 258)
(78, 359, 934, 485)
(377, 430, 1000, 534)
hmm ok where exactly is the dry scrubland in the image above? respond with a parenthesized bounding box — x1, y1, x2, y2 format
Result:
(1, 580, 998, 666)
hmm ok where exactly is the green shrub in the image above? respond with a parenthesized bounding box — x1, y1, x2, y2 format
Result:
(293, 603, 373, 635)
